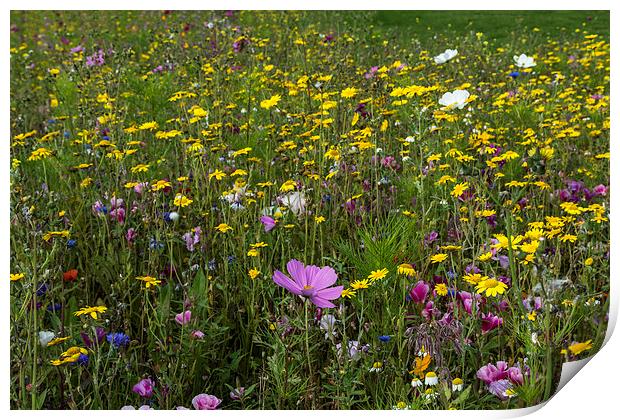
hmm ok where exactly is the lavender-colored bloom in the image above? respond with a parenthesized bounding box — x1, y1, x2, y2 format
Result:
(229, 387, 245, 400)
(182, 227, 202, 251)
(92, 200, 107, 215)
(132, 378, 155, 398)
(191, 394, 221, 410)
(85, 49, 105, 67)
(424, 231, 439, 245)
(336, 340, 362, 361)
(273, 260, 343, 308)
(488, 379, 513, 400)
(191, 330, 205, 339)
(260, 215, 276, 232)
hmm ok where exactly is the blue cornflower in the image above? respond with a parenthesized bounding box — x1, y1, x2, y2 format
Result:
(378, 335, 391, 343)
(77, 354, 90, 366)
(509, 71, 520, 79)
(67, 239, 77, 249)
(47, 303, 62, 312)
(107, 332, 130, 348)
(36, 283, 48, 297)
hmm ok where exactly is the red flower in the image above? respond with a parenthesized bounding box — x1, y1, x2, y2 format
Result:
(63, 269, 78, 282)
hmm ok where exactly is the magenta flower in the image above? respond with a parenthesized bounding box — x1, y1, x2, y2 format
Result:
(409, 281, 430, 303)
(477, 361, 509, 384)
(126, 228, 137, 244)
(273, 259, 343, 308)
(481, 312, 503, 333)
(132, 378, 155, 398)
(192, 393, 221, 410)
(477, 361, 526, 400)
(260, 215, 276, 232)
(175, 310, 192, 326)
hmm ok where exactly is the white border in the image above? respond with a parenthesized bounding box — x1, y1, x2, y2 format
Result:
(2, 1, 617, 418)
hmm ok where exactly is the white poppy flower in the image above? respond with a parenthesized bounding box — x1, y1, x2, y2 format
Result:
(39, 331, 55, 347)
(438, 89, 470, 110)
(513, 53, 536, 68)
(278, 191, 306, 215)
(434, 49, 458, 64)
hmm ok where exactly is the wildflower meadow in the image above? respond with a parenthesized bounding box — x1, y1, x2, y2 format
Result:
(9, 10, 610, 410)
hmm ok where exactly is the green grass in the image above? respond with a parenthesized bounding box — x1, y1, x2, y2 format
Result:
(373, 10, 610, 43)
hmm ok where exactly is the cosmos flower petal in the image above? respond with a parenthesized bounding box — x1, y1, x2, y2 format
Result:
(286, 259, 307, 288)
(310, 295, 336, 308)
(310, 266, 338, 290)
(316, 285, 344, 300)
(273, 270, 302, 294)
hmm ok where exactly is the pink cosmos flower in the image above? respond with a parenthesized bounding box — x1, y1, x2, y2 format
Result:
(273, 259, 343, 308)
(260, 215, 276, 232)
(192, 393, 222, 410)
(175, 310, 192, 325)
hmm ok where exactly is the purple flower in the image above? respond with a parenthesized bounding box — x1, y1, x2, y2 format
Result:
(126, 228, 137, 244)
(593, 184, 608, 196)
(481, 312, 503, 333)
(273, 260, 343, 308)
(85, 49, 105, 67)
(92, 200, 107, 215)
(191, 330, 205, 339)
(182, 227, 201, 251)
(175, 310, 192, 326)
(109, 207, 125, 224)
(260, 215, 276, 232)
(132, 378, 155, 398)
(81, 327, 106, 348)
(229, 387, 245, 400)
(458, 291, 479, 314)
(477, 361, 526, 400)
(488, 379, 513, 400)
(191, 393, 221, 410)
(408, 281, 430, 304)
(424, 231, 439, 245)
(477, 361, 509, 384)
(336, 340, 363, 361)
